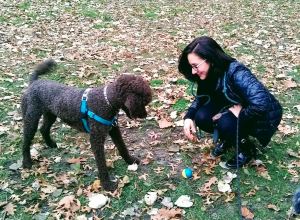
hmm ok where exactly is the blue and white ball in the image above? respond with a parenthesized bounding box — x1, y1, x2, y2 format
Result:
(182, 168, 193, 179)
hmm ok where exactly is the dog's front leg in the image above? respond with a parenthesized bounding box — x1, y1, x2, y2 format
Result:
(90, 129, 117, 192)
(109, 126, 140, 165)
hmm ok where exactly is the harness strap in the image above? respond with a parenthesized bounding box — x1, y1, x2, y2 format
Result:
(80, 88, 118, 133)
(87, 111, 118, 126)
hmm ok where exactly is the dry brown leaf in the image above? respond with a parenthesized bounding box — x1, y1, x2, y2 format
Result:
(151, 208, 182, 220)
(283, 79, 297, 89)
(67, 157, 87, 164)
(25, 203, 39, 214)
(287, 149, 300, 158)
(4, 203, 15, 216)
(173, 139, 187, 145)
(57, 195, 81, 212)
(91, 180, 101, 192)
(200, 176, 218, 193)
(246, 188, 257, 197)
(267, 204, 280, 212)
(256, 165, 271, 180)
(224, 192, 235, 203)
(291, 161, 300, 167)
(241, 206, 254, 219)
(55, 173, 71, 186)
(278, 124, 298, 136)
(158, 118, 173, 128)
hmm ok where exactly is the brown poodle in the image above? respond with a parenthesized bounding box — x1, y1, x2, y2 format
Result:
(21, 59, 152, 191)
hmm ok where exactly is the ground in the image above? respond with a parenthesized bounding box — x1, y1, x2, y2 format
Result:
(0, 1, 299, 219)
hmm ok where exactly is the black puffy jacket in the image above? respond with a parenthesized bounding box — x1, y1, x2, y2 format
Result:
(186, 61, 282, 147)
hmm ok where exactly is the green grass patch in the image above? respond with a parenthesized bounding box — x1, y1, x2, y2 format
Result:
(143, 7, 159, 20)
(150, 79, 163, 87)
(0, 15, 8, 23)
(81, 8, 101, 19)
(17, 1, 31, 11)
(176, 78, 189, 85)
(173, 98, 189, 112)
(93, 22, 109, 29)
(256, 64, 266, 74)
(222, 22, 239, 33)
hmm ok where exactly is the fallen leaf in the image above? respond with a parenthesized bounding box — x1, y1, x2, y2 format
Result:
(170, 111, 177, 119)
(91, 180, 101, 192)
(217, 181, 231, 193)
(41, 185, 57, 194)
(200, 176, 218, 193)
(267, 204, 280, 212)
(256, 165, 271, 180)
(241, 206, 254, 219)
(224, 193, 235, 203)
(223, 172, 237, 184)
(152, 208, 182, 220)
(128, 163, 138, 171)
(167, 145, 180, 152)
(161, 197, 174, 208)
(175, 195, 193, 208)
(4, 203, 15, 215)
(144, 192, 157, 206)
(67, 157, 87, 164)
(287, 149, 300, 158)
(88, 194, 109, 209)
(9, 160, 22, 170)
(157, 118, 173, 128)
(283, 79, 297, 89)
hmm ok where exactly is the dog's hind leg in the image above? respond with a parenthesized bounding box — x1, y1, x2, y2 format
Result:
(22, 108, 42, 169)
(109, 126, 140, 165)
(40, 112, 57, 148)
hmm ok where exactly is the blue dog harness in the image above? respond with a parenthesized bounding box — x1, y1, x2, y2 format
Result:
(80, 88, 118, 133)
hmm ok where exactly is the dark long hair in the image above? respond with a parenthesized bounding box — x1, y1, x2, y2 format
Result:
(178, 36, 235, 82)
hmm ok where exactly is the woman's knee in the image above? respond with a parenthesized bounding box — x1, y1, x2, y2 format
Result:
(194, 109, 214, 132)
(216, 112, 237, 138)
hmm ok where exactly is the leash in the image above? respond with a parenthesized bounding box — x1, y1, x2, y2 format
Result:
(236, 116, 243, 220)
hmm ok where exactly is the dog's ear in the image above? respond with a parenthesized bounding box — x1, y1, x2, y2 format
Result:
(116, 74, 152, 108)
(123, 93, 148, 119)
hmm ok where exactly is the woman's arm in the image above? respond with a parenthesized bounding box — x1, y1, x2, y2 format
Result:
(230, 65, 270, 123)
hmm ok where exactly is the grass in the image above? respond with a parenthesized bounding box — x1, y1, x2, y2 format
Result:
(0, 0, 299, 219)
(150, 79, 164, 87)
(173, 98, 189, 112)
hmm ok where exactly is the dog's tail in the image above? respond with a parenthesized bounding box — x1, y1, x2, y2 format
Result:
(29, 59, 56, 84)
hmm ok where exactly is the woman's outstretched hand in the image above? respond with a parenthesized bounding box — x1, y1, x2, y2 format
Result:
(184, 119, 197, 141)
(229, 104, 242, 118)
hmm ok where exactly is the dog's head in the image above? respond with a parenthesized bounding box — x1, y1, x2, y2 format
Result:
(116, 74, 152, 119)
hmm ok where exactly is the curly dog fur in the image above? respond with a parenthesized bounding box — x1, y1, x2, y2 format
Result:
(21, 59, 152, 191)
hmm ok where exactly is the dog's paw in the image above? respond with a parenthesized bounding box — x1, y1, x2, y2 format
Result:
(22, 160, 33, 169)
(102, 181, 118, 192)
(126, 156, 140, 165)
(46, 140, 57, 148)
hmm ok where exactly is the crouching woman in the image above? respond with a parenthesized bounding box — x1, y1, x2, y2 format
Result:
(178, 36, 282, 169)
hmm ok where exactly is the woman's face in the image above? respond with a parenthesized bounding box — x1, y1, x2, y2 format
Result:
(187, 53, 210, 80)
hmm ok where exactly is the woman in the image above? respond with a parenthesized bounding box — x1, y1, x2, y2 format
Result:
(178, 36, 282, 169)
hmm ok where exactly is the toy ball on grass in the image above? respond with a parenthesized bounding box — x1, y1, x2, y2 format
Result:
(182, 168, 193, 179)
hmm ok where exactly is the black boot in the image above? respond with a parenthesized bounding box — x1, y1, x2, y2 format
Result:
(211, 141, 230, 157)
(225, 139, 256, 169)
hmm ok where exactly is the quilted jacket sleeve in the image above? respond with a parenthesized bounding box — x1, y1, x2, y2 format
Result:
(230, 65, 270, 124)
(184, 98, 201, 119)
(184, 92, 211, 120)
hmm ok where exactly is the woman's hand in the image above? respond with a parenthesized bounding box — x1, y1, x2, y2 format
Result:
(229, 104, 242, 118)
(184, 119, 197, 141)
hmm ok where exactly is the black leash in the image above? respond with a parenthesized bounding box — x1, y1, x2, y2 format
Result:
(236, 116, 243, 220)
